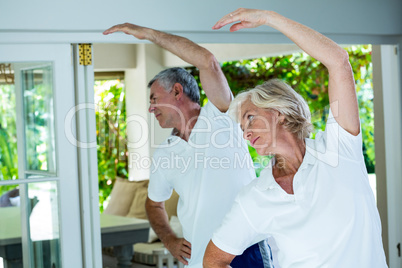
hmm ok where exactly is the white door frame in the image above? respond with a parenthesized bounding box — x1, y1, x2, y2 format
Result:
(70, 43, 102, 268)
(0, 44, 86, 267)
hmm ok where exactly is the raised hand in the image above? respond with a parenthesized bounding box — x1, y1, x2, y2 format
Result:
(103, 23, 149, 40)
(164, 236, 192, 265)
(212, 8, 270, 32)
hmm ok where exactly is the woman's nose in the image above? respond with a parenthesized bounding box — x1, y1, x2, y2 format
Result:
(243, 129, 252, 140)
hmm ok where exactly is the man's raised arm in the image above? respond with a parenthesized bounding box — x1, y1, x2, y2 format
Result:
(103, 23, 232, 112)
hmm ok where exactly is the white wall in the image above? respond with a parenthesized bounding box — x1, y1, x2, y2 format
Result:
(0, 0, 401, 44)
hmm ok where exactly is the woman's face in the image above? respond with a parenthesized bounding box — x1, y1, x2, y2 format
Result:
(239, 100, 284, 156)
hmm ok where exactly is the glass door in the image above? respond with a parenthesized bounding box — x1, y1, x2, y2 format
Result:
(0, 44, 83, 267)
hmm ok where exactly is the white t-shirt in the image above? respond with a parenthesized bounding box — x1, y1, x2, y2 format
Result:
(148, 101, 256, 268)
(212, 110, 387, 268)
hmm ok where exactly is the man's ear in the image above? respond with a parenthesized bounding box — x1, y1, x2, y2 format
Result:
(172, 83, 184, 100)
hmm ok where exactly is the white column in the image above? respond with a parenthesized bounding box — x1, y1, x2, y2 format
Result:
(380, 45, 402, 267)
(373, 45, 402, 267)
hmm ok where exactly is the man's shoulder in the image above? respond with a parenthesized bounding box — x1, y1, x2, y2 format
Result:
(201, 101, 226, 117)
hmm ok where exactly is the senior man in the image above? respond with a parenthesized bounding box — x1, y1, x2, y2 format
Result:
(104, 23, 272, 268)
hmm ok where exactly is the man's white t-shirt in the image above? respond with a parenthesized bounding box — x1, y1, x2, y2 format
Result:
(212, 110, 387, 268)
(148, 101, 255, 268)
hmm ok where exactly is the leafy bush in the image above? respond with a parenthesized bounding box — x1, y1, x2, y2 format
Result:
(0, 84, 18, 194)
(94, 80, 128, 212)
(94, 45, 374, 209)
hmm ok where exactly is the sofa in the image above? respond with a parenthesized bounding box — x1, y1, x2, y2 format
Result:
(103, 177, 183, 268)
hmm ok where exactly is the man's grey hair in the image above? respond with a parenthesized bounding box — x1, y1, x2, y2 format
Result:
(148, 67, 200, 104)
(229, 79, 313, 140)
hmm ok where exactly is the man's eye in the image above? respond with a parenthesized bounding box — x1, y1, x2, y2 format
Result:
(248, 115, 254, 121)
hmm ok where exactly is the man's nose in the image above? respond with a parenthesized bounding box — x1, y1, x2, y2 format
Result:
(148, 104, 155, 113)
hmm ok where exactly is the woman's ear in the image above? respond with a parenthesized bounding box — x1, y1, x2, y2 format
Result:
(277, 113, 286, 125)
(172, 83, 184, 100)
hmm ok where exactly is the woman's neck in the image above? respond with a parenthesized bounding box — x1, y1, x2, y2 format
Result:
(272, 136, 306, 194)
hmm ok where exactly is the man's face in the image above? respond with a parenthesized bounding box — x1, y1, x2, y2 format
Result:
(148, 81, 180, 128)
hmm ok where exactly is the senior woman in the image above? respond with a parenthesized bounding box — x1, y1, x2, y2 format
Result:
(203, 8, 387, 268)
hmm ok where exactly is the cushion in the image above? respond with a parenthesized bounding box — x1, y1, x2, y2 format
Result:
(0, 188, 19, 207)
(164, 190, 179, 219)
(126, 180, 150, 219)
(103, 177, 139, 216)
(126, 183, 179, 220)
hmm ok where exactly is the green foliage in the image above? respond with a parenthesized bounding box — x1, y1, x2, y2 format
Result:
(94, 46, 374, 209)
(24, 80, 54, 172)
(187, 45, 375, 174)
(0, 85, 18, 181)
(95, 80, 128, 212)
(0, 84, 19, 194)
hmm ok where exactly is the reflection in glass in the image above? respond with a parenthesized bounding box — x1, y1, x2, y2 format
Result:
(22, 65, 56, 173)
(0, 185, 22, 267)
(0, 182, 61, 268)
(28, 181, 60, 268)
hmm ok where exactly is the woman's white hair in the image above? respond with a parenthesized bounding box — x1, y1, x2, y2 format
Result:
(229, 79, 313, 140)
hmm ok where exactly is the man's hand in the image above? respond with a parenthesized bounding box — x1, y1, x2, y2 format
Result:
(212, 8, 270, 32)
(164, 235, 192, 265)
(103, 21, 232, 112)
(103, 23, 150, 40)
(145, 198, 192, 265)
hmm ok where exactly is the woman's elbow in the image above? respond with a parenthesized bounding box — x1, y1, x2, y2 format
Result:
(335, 48, 350, 67)
(327, 47, 352, 72)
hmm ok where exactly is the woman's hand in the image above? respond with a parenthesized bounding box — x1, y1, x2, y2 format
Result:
(212, 8, 271, 32)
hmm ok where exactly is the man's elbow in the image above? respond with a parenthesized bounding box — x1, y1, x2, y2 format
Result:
(145, 197, 164, 215)
(203, 257, 230, 268)
(203, 254, 222, 268)
(203, 241, 233, 268)
(199, 51, 220, 72)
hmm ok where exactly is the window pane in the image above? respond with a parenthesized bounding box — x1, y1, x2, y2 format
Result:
(0, 182, 61, 268)
(0, 185, 22, 267)
(22, 64, 56, 173)
(28, 181, 61, 267)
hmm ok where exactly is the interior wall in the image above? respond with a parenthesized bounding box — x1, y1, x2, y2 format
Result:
(1, 0, 401, 35)
(1, 0, 401, 45)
